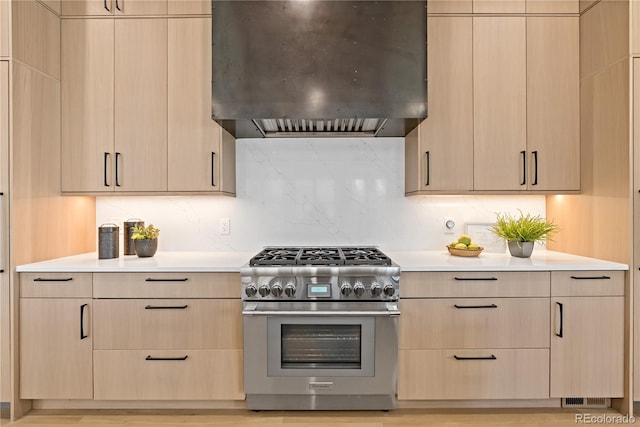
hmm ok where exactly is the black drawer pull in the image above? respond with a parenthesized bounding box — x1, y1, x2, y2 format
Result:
(34, 277, 73, 282)
(0, 270, 4, 273)
(556, 301, 563, 338)
(80, 304, 88, 340)
(454, 304, 498, 309)
(454, 277, 498, 281)
(145, 355, 188, 361)
(570, 275, 611, 280)
(144, 305, 188, 310)
(144, 278, 189, 282)
(454, 355, 497, 361)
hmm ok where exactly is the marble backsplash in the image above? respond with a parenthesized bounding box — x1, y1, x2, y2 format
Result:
(96, 137, 546, 253)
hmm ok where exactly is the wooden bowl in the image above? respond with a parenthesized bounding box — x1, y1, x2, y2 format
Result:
(447, 245, 484, 257)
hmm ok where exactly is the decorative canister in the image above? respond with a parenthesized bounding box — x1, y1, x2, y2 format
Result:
(124, 219, 144, 255)
(98, 223, 119, 259)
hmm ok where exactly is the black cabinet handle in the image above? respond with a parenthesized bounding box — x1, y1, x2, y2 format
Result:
(103, 152, 110, 187)
(520, 151, 526, 185)
(556, 302, 563, 338)
(532, 150, 538, 186)
(454, 354, 497, 361)
(0, 192, 4, 195)
(145, 355, 188, 361)
(34, 277, 73, 282)
(144, 278, 189, 282)
(453, 277, 498, 281)
(425, 151, 430, 186)
(211, 152, 216, 187)
(454, 304, 498, 309)
(115, 0, 121, 11)
(103, 0, 110, 11)
(570, 275, 611, 280)
(0, 270, 4, 273)
(115, 152, 121, 187)
(80, 304, 88, 340)
(145, 305, 188, 310)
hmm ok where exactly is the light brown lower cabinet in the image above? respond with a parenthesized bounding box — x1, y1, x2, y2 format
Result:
(93, 350, 243, 400)
(550, 296, 624, 397)
(399, 349, 549, 400)
(20, 298, 93, 399)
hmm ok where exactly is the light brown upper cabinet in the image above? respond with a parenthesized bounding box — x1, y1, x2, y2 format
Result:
(168, 0, 211, 15)
(0, 0, 8, 57)
(405, 17, 473, 194)
(526, 0, 579, 13)
(168, 18, 235, 194)
(473, 0, 525, 14)
(473, 17, 527, 191)
(62, 18, 168, 193)
(526, 17, 579, 192)
(427, 0, 472, 14)
(61, 0, 167, 16)
(473, 17, 579, 192)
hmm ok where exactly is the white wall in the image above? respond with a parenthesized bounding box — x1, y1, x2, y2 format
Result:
(96, 138, 546, 253)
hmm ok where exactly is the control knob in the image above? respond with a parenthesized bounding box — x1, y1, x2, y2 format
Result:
(340, 283, 353, 297)
(370, 282, 382, 297)
(271, 281, 283, 297)
(245, 284, 257, 297)
(284, 282, 297, 297)
(353, 282, 366, 297)
(383, 284, 395, 297)
(258, 285, 271, 297)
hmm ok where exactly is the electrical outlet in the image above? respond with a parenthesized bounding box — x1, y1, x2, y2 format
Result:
(444, 217, 456, 234)
(219, 218, 230, 235)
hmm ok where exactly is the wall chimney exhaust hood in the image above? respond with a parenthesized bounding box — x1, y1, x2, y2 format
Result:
(211, 0, 427, 138)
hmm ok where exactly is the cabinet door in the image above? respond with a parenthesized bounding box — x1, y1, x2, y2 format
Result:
(168, 0, 211, 14)
(0, 0, 9, 56)
(62, 0, 167, 15)
(61, 19, 115, 192)
(473, 17, 526, 191)
(474, 0, 525, 13)
(0, 61, 8, 402)
(550, 297, 624, 397)
(114, 19, 167, 192)
(168, 18, 221, 192)
(62, 0, 115, 15)
(20, 299, 93, 398)
(405, 17, 472, 194)
(527, 17, 580, 191)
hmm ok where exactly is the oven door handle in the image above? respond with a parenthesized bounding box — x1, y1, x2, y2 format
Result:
(242, 309, 401, 317)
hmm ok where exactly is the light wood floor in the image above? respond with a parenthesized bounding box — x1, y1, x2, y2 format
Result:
(0, 408, 635, 427)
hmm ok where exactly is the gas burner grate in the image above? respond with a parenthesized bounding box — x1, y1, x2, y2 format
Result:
(249, 247, 303, 266)
(341, 247, 392, 266)
(249, 247, 392, 267)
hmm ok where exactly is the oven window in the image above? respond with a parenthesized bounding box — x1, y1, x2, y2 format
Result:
(280, 324, 361, 369)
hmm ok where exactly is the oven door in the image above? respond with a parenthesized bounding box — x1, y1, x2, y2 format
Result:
(242, 302, 399, 397)
(268, 316, 375, 377)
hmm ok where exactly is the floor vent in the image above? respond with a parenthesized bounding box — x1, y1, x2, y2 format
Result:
(562, 397, 611, 408)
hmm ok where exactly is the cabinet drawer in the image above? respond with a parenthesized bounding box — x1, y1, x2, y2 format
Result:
(93, 349, 244, 400)
(402, 271, 550, 298)
(399, 298, 549, 349)
(20, 272, 92, 298)
(398, 349, 549, 400)
(94, 299, 242, 350)
(551, 271, 624, 296)
(93, 272, 240, 298)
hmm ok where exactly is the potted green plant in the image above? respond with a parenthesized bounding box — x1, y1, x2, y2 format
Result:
(490, 211, 559, 258)
(131, 224, 160, 258)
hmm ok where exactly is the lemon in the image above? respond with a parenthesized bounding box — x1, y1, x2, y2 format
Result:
(468, 243, 479, 250)
(457, 234, 472, 246)
(454, 243, 468, 249)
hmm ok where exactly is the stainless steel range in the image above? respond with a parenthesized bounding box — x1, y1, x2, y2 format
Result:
(241, 246, 400, 411)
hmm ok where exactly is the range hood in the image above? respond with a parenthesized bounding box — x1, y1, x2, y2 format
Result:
(211, 0, 427, 138)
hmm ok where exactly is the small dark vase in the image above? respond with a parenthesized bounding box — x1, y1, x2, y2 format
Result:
(508, 241, 534, 258)
(134, 239, 158, 258)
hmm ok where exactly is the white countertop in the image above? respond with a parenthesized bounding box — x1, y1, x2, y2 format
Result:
(16, 249, 628, 273)
(15, 251, 255, 273)
(385, 249, 629, 272)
